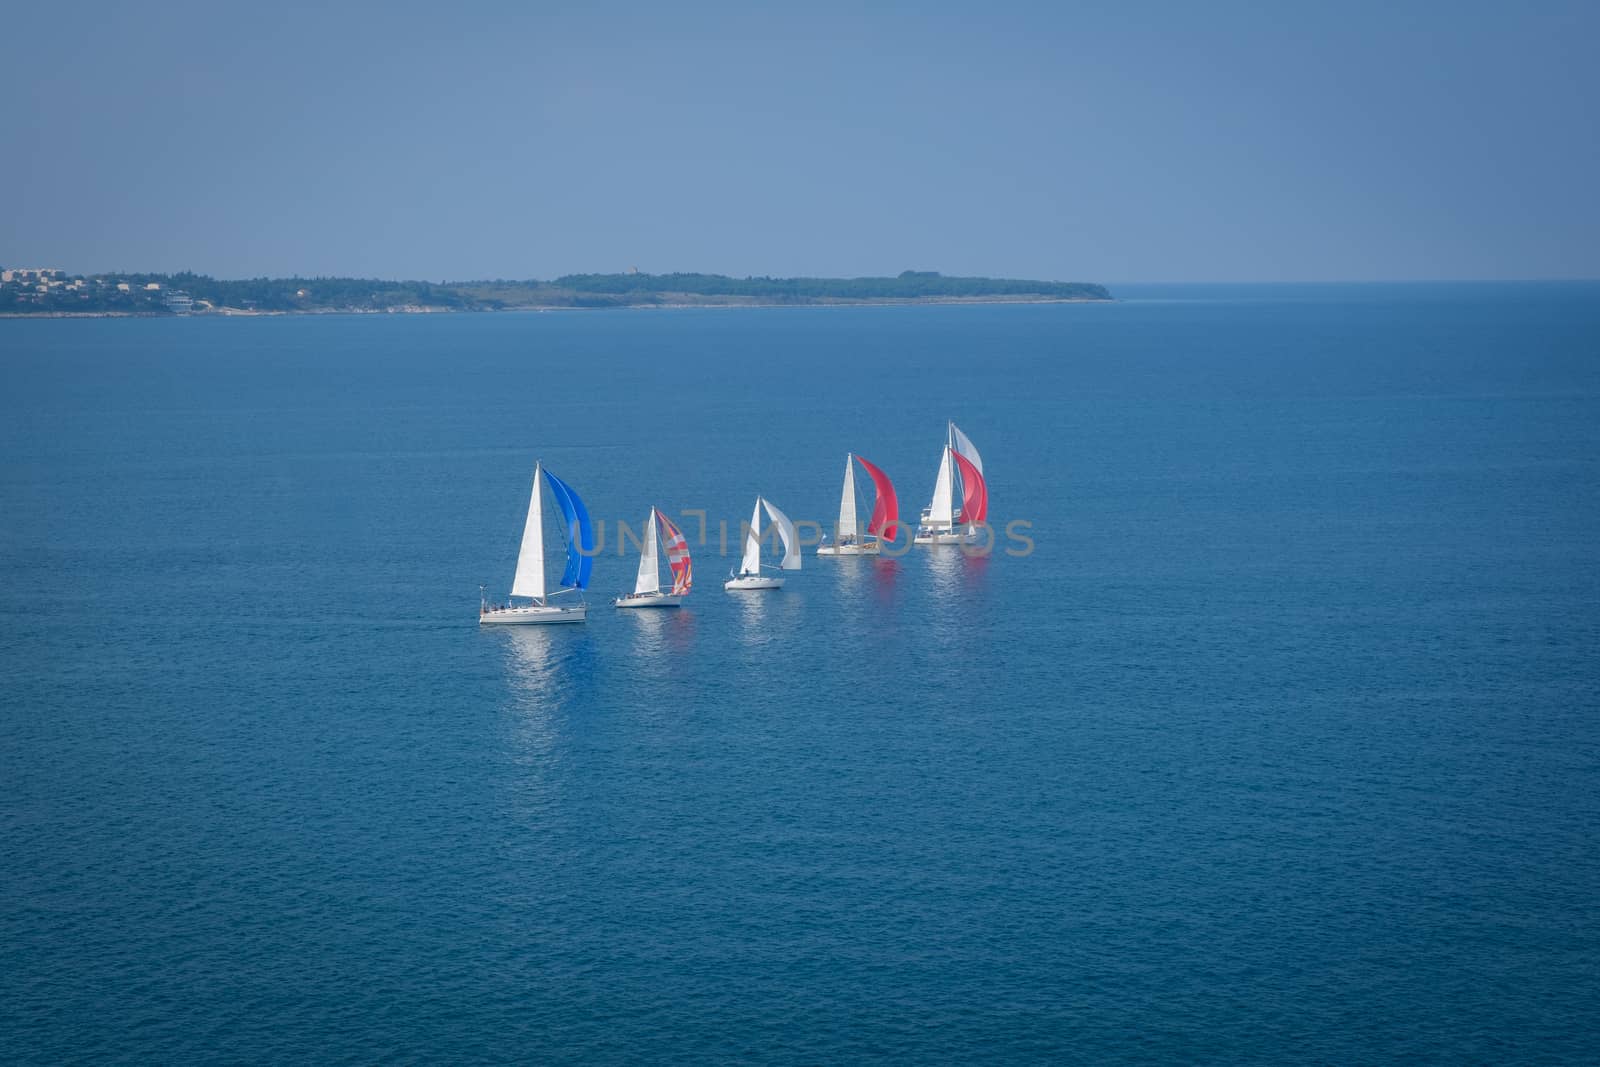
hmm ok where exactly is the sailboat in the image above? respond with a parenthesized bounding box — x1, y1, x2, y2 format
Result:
(914, 421, 989, 545)
(615, 508, 693, 608)
(480, 461, 593, 624)
(817, 453, 900, 555)
(725, 496, 801, 590)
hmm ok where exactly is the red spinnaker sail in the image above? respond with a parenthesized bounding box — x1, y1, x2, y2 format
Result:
(951, 450, 987, 525)
(657, 510, 693, 594)
(854, 454, 900, 540)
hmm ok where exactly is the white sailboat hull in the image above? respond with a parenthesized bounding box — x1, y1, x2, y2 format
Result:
(914, 525, 979, 545)
(480, 603, 588, 625)
(816, 540, 882, 555)
(724, 575, 785, 590)
(614, 592, 685, 608)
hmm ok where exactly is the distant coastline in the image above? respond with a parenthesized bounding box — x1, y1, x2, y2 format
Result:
(0, 268, 1111, 317)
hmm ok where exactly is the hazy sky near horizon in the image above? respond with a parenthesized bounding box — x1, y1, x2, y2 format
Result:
(4, 1, 1597, 282)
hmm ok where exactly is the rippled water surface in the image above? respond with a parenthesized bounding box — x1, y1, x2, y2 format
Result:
(3, 286, 1599, 1061)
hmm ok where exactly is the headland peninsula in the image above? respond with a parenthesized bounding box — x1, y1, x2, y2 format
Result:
(0, 268, 1111, 317)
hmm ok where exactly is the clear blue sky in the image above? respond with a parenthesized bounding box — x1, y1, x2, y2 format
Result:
(4, 1, 1596, 282)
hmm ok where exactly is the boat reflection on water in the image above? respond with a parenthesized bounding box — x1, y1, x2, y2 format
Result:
(495, 626, 568, 768)
(925, 543, 990, 607)
(501, 626, 569, 705)
(828, 552, 901, 618)
(734, 582, 770, 643)
(500, 622, 598, 716)
(925, 543, 961, 599)
(831, 553, 866, 595)
(618, 600, 698, 669)
(871, 555, 901, 606)
(732, 580, 805, 650)
(919, 546, 990, 663)
(626, 599, 669, 639)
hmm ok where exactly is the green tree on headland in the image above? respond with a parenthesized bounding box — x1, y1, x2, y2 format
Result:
(1, 269, 1110, 314)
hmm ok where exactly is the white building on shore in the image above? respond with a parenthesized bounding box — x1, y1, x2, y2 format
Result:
(1, 268, 64, 284)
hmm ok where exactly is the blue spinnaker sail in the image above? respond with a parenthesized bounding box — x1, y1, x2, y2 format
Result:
(541, 468, 594, 589)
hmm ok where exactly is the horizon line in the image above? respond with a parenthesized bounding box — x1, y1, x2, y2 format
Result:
(7, 265, 1599, 287)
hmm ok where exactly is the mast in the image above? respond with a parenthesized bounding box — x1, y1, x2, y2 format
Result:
(837, 453, 859, 542)
(633, 509, 661, 596)
(510, 461, 547, 603)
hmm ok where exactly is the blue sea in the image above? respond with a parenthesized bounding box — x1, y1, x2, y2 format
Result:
(3, 285, 1599, 1062)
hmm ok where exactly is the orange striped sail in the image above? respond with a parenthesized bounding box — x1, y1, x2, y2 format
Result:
(657, 510, 693, 595)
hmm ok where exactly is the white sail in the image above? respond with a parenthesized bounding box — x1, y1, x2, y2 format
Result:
(762, 498, 802, 571)
(837, 453, 859, 541)
(633, 509, 660, 595)
(927, 447, 954, 526)
(950, 422, 984, 475)
(740, 497, 763, 575)
(510, 463, 547, 601)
